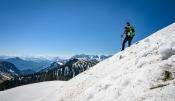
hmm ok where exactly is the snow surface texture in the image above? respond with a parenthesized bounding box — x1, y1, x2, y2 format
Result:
(0, 23, 175, 101)
(0, 81, 65, 101)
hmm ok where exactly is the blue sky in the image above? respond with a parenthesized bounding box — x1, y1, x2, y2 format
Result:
(0, 0, 175, 56)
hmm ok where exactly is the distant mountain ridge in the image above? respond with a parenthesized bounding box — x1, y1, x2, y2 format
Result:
(0, 61, 21, 83)
(0, 54, 111, 90)
(0, 58, 99, 90)
(0, 54, 111, 72)
(71, 54, 112, 61)
(4, 57, 51, 72)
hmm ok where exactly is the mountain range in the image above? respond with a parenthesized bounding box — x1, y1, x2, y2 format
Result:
(0, 54, 111, 72)
(0, 54, 110, 90)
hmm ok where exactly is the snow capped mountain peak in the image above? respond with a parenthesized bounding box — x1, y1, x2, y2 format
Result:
(70, 54, 111, 61)
(1, 23, 175, 101)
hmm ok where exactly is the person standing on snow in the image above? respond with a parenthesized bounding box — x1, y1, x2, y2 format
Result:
(121, 22, 135, 51)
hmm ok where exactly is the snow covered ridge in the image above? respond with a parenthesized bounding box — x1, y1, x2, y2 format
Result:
(0, 23, 175, 101)
(53, 23, 175, 101)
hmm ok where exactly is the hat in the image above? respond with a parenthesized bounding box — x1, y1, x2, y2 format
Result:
(126, 22, 130, 25)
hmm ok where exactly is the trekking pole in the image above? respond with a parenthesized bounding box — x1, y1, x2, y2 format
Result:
(120, 34, 123, 50)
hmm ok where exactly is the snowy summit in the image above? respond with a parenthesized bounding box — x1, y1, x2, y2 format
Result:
(1, 23, 175, 101)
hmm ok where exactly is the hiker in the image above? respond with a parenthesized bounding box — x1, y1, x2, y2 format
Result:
(121, 22, 135, 51)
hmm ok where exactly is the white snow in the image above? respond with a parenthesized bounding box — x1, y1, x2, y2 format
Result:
(0, 23, 175, 101)
(0, 81, 65, 101)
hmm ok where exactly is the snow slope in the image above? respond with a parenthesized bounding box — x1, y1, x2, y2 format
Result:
(0, 81, 65, 101)
(0, 23, 175, 101)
